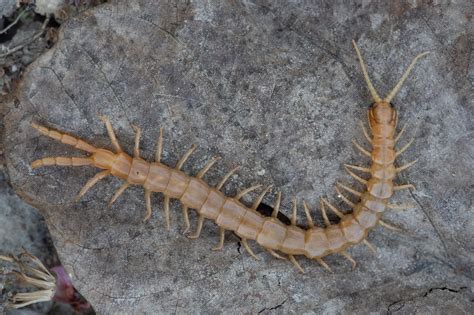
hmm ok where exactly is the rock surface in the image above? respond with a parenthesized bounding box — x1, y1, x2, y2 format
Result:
(3, 0, 473, 313)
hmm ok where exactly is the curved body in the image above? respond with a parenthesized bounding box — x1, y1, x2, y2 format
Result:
(31, 41, 428, 272)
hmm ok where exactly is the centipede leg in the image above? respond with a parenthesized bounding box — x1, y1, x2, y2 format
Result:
(394, 184, 416, 191)
(396, 160, 418, 173)
(267, 249, 287, 260)
(344, 164, 370, 173)
(99, 116, 122, 153)
(108, 182, 129, 207)
(289, 255, 304, 273)
(176, 144, 197, 170)
(337, 182, 362, 197)
(212, 227, 225, 251)
(316, 258, 333, 273)
(197, 156, 221, 179)
(76, 170, 110, 201)
(241, 239, 259, 260)
(341, 251, 357, 269)
(379, 220, 403, 232)
(321, 198, 344, 218)
(216, 166, 240, 190)
(352, 140, 371, 157)
(302, 200, 315, 228)
(363, 239, 377, 254)
(335, 186, 355, 207)
(155, 127, 164, 162)
(271, 192, 282, 218)
(395, 123, 407, 144)
(132, 125, 142, 158)
(291, 198, 298, 225)
(188, 215, 204, 239)
(182, 206, 190, 233)
(143, 189, 152, 222)
(164, 196, 171, 230)
(395, 138, 414, 157)
(251, 185, 273, 210)
(387, 203, 413, 210)
(235, 184, 262, 200)
(359, 121, 372, 143)
(344, 166, 368, 185)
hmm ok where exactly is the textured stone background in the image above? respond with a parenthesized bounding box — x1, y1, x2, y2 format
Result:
(2, 0, 473, 313)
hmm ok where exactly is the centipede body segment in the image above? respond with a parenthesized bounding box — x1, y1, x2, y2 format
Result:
(30, 41, 429, 272)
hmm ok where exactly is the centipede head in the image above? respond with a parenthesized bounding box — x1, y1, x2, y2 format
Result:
(369, 101, 396, 125)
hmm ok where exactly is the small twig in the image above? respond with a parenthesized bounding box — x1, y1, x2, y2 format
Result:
(0, 15, 50, 58)
(0, 8, 28, 35)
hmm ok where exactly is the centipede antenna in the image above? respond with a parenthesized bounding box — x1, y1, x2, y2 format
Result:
(352, 40, 382, 103)
(384, 51, 430, 103)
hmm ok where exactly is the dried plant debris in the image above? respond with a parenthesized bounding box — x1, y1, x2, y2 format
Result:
(1, 251, 56, 308)
(0, 250, 92, 312)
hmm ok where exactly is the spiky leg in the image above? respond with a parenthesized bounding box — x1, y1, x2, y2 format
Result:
(182, 206, 190, 233)
(197, 156, 221, 179)
(216, 166, 240, 190)
(132, 125, 142, 158)
(394, 184, 415, 191)
(188, 215, 204, 239)
(271, 192, 282, 218)
(155, 128, 164, 162)
(212, 227, 225, 251)
(99, 116, 122, 152)
(76, 170, 110, 201)
(251, 185, 273, 210)
(363, 240, 377, 254)
(241, 239, 259, 260)
(352, 140, 371, 157)
(235, 184, 262, 200)
(395, 138, 415, 157)
(143, 189, 152, 222)
(176, 144, 197, 170)
(289, 255, 304, 273)
(341, 251, 357, 269)
(267, 249, 286, 260)
(108, 182, 129, 207)
(396, 160, 418, 173)
(164, 196, 171, 230)
(316, 258, 333, 273)
(379, 220, 403, 232)
(302, 201, 315, 228)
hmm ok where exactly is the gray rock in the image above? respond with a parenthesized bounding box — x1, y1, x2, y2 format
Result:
(3, 0, 473, 313)
(0, 0, 16, 18)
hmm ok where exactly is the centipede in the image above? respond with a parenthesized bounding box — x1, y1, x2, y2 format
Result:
(30, 41, 429, 272)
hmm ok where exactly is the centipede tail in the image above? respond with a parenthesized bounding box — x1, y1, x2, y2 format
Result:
(30, 41, 428, 272)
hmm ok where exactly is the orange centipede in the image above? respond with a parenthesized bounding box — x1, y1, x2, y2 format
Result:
(30, 41, 429, 272)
